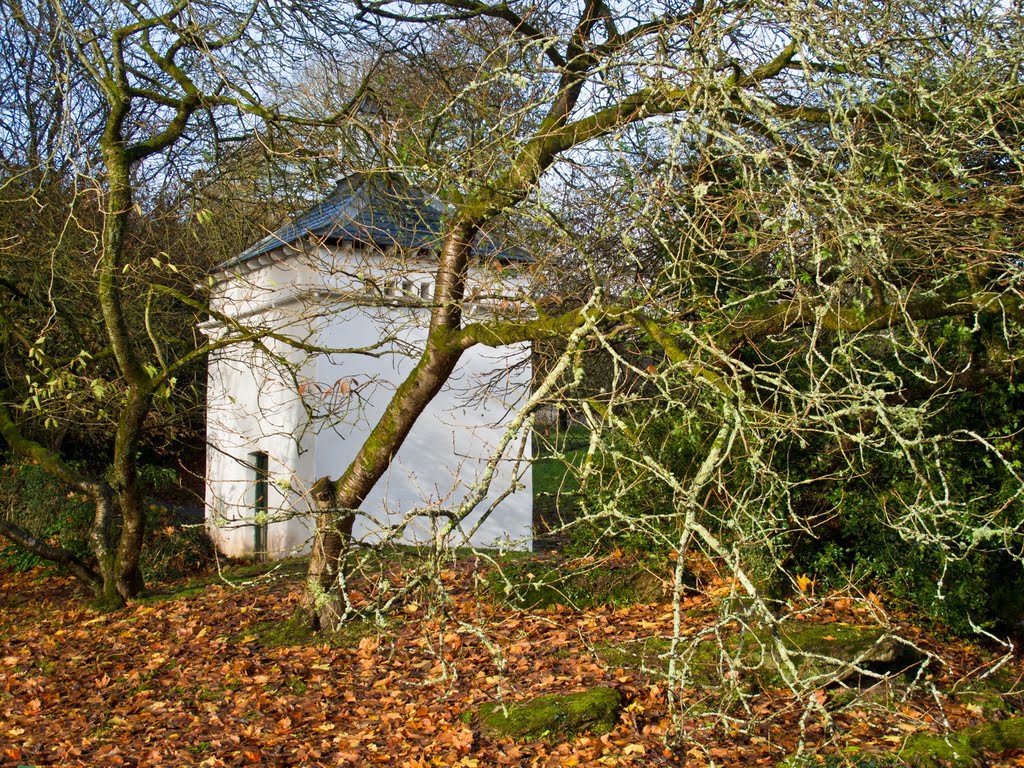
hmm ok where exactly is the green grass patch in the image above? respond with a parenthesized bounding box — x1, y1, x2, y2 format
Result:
(214, 556, 311, 583)
(533, 426, 589, 537)
(136, 556, 310, 604)
(135, 582, 211, 605)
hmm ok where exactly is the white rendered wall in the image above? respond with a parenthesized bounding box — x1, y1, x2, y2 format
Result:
(205, 307, 319, 558)
(204, 242, 533, 558)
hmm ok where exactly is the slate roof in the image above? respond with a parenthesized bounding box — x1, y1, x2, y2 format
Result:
(221, 172, 530, 270)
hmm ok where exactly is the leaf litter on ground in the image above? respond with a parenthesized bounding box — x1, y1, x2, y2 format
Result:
(0, 556, 1022, 767)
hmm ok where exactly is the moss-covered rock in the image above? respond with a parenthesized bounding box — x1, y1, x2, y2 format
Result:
(238, 615, 373, 649)
(759, 621, 924, 688)
(598, 621, 923, 690)
(956, 690, 1012, 718)
(901, 716, 1024, 766)
(899, 733, 975, 767)
(953, 666, 1021, 717)
(477, 687, 623, 740)
(596, 636, 673, 676)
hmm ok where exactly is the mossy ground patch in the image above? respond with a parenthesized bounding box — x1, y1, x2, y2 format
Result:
(477, 687, 623, 740)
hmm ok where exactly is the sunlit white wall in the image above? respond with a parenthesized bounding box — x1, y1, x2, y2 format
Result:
(204, 241, 533, 558)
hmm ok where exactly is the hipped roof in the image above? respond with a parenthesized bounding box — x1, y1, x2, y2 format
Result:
(220, 172, 531, 271)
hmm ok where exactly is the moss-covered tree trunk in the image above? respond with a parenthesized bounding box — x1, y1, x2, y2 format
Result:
(302, 477, 354, 629)
(298, 39, 614, 628)
(302, 222, 476, 631)
(109, 391, 151, 600)
(96, 120, 147, 602)
(0, 0, 281, 608)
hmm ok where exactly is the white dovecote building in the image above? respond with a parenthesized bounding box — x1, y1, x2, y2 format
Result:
(203, 173, 533, 559)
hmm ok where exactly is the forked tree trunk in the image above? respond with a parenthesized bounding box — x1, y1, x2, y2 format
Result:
(0, 478, 143, 608)
(86, 483, 145, 607)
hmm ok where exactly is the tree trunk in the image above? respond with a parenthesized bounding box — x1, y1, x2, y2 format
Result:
(306, 340, 463, 630)
(301, 477, 355, 629)
(303, 222, 476, 631)
(114, 492, 145, 600)
(90, 484, 126, 608)
(97, 142, 152, 603)
(107, 389, 150, 601)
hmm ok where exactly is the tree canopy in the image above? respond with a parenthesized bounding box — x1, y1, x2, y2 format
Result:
(0, 0, 1021, 731)
(0, 0, 361, 602)
(260, 0, 1024, 643)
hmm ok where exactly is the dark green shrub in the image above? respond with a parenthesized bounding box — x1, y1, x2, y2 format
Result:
(777, 381, 1024, 634)
(140, 503, 214, 582)
(0, 460, 93, 570)
(570, 404, 716, 558)
(139, 463, 180, 494)
(0, 459, 213, 583)
(566, 378, 1024, 635)
(787, 474, 1024, 635)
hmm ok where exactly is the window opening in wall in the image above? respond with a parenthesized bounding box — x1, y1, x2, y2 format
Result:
(401, 279, 415, 295)
(419, 282, 432, 300)
(252, 451, 269, 562)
